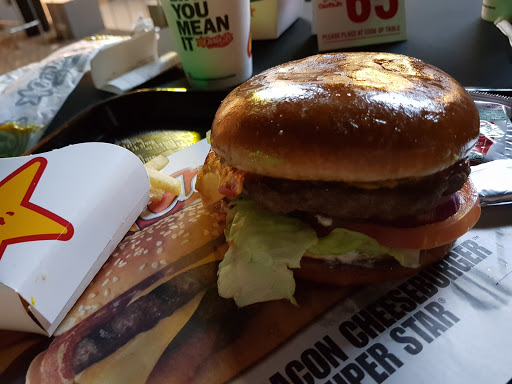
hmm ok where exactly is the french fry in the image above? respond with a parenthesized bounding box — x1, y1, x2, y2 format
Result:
(146, 168, 182, 198)
(149, 187, 166, 202)
(143, 156, 182, 202)
(144, 155, 170, 171)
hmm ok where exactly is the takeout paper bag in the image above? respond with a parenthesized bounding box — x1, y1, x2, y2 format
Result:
(0, 143, 150, 335)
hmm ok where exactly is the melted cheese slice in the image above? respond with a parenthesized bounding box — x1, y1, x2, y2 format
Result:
(75, 290, 206, 384)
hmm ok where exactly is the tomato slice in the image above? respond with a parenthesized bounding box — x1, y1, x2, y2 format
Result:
(340, 180, 481, 250)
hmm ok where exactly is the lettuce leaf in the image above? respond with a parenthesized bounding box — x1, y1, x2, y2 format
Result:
(307, 228, 420, 268)
(218, 199, 317, 307)
(217, 199, 420, 307)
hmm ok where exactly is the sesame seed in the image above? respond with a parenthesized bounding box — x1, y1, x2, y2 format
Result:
(114, 258, 120, 265)
(88, 293, 96, 299)
(156, 241, 163, 246)
(106, 270, 112, 276)
(164, 230, 172, 236)
(171, 225, 178, 229)
(157, 247, 163, 254)
(102, 279, 109, 286)
(172, 234, 177, 239)
(152, 262, 159, 269)
(181, 239, 190, 245)
(112, 276, 118, 283)
(119, 261, 127, 268)
(146, 237, 153, 241)
(144, 249, 148, 254)
(203, 229, 210, 236)
(160, 260, 167, 265)
(78, 305, 84, 311)
(178, 230, 184, 236)
(184, 232, 190, 238)
(104, 289, 110, 297)
(139, 263, 147, 271)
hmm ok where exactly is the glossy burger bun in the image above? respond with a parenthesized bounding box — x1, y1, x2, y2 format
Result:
(295, 242, 455, 287)
(211, 52, 480, 182)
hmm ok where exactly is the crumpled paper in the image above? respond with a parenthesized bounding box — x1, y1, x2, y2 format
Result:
(0, 36, 125, 158)
(471, 159, 512, 206)
(495, 17, 512, 46)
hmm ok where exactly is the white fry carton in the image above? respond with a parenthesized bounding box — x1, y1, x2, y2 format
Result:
(0, 143, 150, 335)
(314, 0, 407, 51)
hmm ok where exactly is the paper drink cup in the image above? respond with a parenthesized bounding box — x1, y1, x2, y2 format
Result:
(160, 0, 253, 90)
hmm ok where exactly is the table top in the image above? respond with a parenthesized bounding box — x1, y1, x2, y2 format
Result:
(4, 1, 512, 382)
(43, 0, 512, 139)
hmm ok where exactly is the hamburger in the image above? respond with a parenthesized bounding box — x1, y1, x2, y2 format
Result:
(195, 52, 481, 307)
(26, 201, 353, 384)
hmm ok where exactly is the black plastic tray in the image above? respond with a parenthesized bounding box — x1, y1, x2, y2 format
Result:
(29, 89, 229, 154)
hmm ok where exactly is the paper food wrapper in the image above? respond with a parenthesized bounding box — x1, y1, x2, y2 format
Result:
(243, 227, 512, 384)
(314, 0, 407, 51)
(250, 0, 303, 40)
(0, 143, 150, 336)
(25, 139, 512, 384)
(0, 38, 124, 158)
(90, 30, 180, 95)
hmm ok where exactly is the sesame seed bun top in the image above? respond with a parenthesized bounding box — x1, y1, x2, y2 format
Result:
(55, 201, 226, 335)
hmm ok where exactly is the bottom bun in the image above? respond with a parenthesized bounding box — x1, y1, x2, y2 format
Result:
(293, 242, 455, 286)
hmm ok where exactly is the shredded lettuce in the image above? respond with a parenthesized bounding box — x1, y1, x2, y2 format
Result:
(217, 199, 420, 307)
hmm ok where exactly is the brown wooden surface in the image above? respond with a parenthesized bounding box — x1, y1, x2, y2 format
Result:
(0, 331, 50, 383)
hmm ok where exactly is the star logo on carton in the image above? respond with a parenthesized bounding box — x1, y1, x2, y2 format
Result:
(0, 157, 74, 259)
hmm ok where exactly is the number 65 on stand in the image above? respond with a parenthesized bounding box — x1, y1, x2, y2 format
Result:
(313, 0, 407, 51)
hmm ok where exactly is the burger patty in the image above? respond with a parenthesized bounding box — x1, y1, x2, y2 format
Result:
(72, 263, 218, 374)
(243, 160, 470, 222)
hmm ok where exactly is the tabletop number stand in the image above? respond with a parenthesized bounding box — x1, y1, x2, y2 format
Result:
(0, 0, 47, 43)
